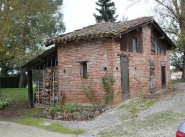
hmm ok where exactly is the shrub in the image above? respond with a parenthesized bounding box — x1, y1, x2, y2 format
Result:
(0, 96, 13, 110)
(102, 74, 115, 104)
(48, 104, 80, 113)
(81, 77, 100, 106)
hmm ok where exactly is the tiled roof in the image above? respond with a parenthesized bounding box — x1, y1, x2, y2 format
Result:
(45, 16, 154, 46)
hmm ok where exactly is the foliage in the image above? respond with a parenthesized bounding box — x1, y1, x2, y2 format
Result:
(20, 108, 42, 118)
(48, 104, 80, 113)
(0, 0, 65, 87)
(119, 97, 158, 120)
(171, 51, 183, 71)
(1, 88, 28, 102)
(81, 77, 100, 105)
(102, 74, 115, 104)
(0, 76, 20, 88)
(0, 96, 13, 110)
(171, 78, 185, 85)
(94, 0, 118, 23)
(15, 118, 85, 134)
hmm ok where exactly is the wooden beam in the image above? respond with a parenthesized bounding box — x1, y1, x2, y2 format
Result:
(28, 69, 34, 108)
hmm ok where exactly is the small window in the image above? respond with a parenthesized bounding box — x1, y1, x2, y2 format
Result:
(81, 62, 87, 79)
(151, 38, 158, 54)
(132, 37, 137, 52)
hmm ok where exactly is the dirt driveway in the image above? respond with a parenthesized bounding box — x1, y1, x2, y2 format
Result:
(0, 121, 76, 137)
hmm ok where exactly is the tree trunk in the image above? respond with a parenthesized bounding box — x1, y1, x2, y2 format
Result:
(183, 49, 185, 79)
(181, 0, 185, 79)
(19, 68, 27, 88)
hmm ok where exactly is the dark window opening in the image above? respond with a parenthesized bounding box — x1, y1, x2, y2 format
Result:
(132, 37, 137, 52)
(81, 62, 87, 79)
(120, 29, 142, 53)
(151, 38, 158, 54)
(151, 37, 166, 55)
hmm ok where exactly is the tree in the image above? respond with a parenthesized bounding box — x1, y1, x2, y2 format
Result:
(0, 0, 65, 87)
(129, 0, 185, 78)
(94, 0, 118, 23)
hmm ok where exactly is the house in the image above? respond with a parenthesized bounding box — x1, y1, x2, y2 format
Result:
(23, 17, 175, 107)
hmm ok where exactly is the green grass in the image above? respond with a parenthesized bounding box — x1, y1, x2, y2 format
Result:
(0, 88, 28, 101)
(171, 79, 185, 85)
(98, 111, 185, 137)
(119, 98, 158, 120)
(15, 118, 85, 135)
(20, 108, 42, 118)
(0, 96, 13, 109)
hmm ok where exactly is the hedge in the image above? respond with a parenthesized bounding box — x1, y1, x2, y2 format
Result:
(0, 76, 20, 88)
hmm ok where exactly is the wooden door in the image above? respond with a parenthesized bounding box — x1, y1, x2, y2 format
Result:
(150, 67, 155, 92)
(120, 56, 129, 100)
(161, 66, 166, 89)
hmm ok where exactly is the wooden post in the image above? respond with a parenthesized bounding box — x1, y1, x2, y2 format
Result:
(28, 69, 34, 108)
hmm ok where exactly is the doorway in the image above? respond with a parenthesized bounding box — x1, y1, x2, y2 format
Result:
(161, 65, 166, 89)
(150, 61, 155, 92)
(120, 56, 129, 100)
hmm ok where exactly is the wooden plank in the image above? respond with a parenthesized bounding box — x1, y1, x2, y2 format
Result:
(120, 56, 129, 100)
(28, 70, 34, 108)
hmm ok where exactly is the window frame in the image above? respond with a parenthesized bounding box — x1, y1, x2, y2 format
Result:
(81, 62, 87, 79)
(132, 37, 137, 52)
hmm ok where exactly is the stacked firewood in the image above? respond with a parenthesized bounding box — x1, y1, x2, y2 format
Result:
(35, 67, 58, 105)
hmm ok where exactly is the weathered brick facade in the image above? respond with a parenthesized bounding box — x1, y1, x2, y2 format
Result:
(57, 24, 171, 105)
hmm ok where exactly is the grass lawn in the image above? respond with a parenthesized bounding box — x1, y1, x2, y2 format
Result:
(0, 88, 85, 135)
(15, 118, 85, 134)
(0, 88, 28, 101)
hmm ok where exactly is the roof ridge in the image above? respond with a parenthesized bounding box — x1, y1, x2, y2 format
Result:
(45, 16, 155, 46)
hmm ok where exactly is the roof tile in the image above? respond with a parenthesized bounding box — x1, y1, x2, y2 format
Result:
(45, 16, 154, 46)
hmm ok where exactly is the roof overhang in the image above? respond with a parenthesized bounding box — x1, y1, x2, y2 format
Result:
(22, 47, 57, 70)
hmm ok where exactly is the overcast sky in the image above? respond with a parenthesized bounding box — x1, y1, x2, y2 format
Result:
(62, 0, 155, 33)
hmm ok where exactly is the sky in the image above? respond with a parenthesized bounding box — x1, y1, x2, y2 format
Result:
(62, 0, 155, 33)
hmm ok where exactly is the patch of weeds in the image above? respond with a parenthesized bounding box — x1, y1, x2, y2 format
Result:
(20, 108, 42, 118)
(0, 96, 13, 109)
(81, 77, 100, 106)
(102, 74, 115, 104)
(119, 98, 158, 120)
(171, 79, 185, 85)
(142, 111, 185, 127)
(48, 104, 80, 112)
(15, 118, 85, 134)
(99, 111, 185, 137)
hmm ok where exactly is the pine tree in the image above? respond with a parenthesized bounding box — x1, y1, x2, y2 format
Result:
(94, 0, 118, 23)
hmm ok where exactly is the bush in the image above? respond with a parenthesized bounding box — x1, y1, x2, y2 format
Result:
(0, 96, 13, 110)
(48, 104, 80, 113)
(0, 76, 20, 88)
(102, 74, 115, 104)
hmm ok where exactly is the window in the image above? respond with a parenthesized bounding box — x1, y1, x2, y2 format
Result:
(151, 38, 158, 54)
(120, 29, 142, 53)
(132, 37, 137, 52)
(81, 62, 87, 79)
(151, 37, 166, 55)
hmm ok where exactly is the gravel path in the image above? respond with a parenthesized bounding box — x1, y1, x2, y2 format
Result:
(59, 83, 185, 137)
(0, 121, 76, 137)
(58, 107, 127, 133)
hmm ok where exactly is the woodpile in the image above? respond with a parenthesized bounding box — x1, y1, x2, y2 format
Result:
(35, 67, 58, 105)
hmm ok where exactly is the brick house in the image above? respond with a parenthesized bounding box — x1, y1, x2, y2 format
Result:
(23, 17, 175, 107)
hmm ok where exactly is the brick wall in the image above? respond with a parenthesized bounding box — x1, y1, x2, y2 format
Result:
(57, 25, 171, 105)
(113, 25, 170, 103)
(57, 39, 115, 105)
